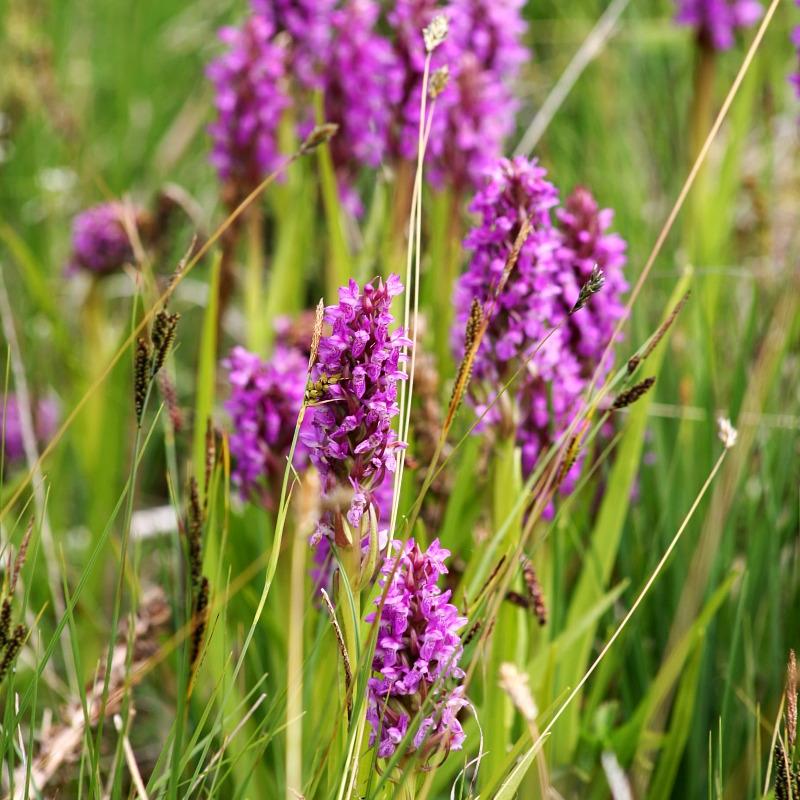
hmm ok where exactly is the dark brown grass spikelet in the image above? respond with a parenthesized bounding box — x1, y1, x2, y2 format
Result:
(570, 264, 605, 315)
(157, 372, 184, 433)
(628, 290, 691, 374)
(186, 477, 203, 589)
(8, 517, 33, 598)
(0, 599, 12, 651)
(150, 310, 180, 377)
(0, 623, 27, 684)
(521, 555, 547, 626)
(613, 377, 656, 410)
(134, 337, 151, 425)
(554, 433, 581, 492)
(189, 576, 210, 673)
(788, 649, 798, 752)
(299, 122, 339, 155)
(774, 742, 792, 800)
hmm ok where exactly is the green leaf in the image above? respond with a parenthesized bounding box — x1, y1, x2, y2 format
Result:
(551, 272, 693, 762)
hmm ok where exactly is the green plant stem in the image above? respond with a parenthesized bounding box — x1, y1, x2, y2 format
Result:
(285, 524, 307, 799)
(92, 377, 152, 790)
(244, 207, 265, 353)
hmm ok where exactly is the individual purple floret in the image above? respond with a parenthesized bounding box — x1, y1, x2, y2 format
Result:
(366, 538, 467, 759)
(301, 275, 410, 543)
(224, 345, 309, 508)
(207, 14, 290, 192)
(66, 203, 138, 275)
(675, 0, 763, 50)
(251, 0, 336, 89)
(1, 394, 59, 465)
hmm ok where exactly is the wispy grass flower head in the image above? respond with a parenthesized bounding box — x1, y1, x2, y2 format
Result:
(366, 538, 468, 759)
(303, 275, 410, 543)
(675, 0, 763, 49)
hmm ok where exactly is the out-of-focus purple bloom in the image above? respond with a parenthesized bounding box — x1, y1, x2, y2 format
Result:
(439, 0, 527, 188)
(386, 0, 460, 166)
(675, 0, 763, 50)
(1, 394, 59, 465)
(366, 538, 468, 759)
(207, 15, 290, 191)
(453, 159, 628, 497)
(251, 0, 336, 88)
(325, 1, 403, 174)
(386, 0, 527, 189)
(67, 203, 138, 275)
(224, 345, 308, 507)
(555, 187, 628, 367)
(302, 275, 410, 541)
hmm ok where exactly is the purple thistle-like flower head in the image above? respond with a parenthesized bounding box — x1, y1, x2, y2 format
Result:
(1, 394, 59, 466)
(675, 0, 763, 50)
(206, 14, 290, 192)
(302, 275, 410, 539)
(453, 156, 561, 395)
(366, 538, 468, 759)
(224, 345, 309, 507)
(67, 203, 139, 275)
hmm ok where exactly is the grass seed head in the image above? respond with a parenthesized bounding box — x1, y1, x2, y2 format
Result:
(613, 376, 656, 410)
(423, 15, 449, 53)
(134, 337, 151, 425)
(570, 264, 606, 315)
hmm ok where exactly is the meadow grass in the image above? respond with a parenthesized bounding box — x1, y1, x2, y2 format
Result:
(0, 0, 798, 798)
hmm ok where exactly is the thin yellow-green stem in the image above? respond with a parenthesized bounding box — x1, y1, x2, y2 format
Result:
(519, 448, 729, 765)
(390, 50, 433, 544)
(583, 0, 781, 403)
(244, 207, 266, 352)
(285, 524, 306, 800)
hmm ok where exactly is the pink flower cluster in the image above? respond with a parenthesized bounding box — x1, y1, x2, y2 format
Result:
(366, 539, 467, 759)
